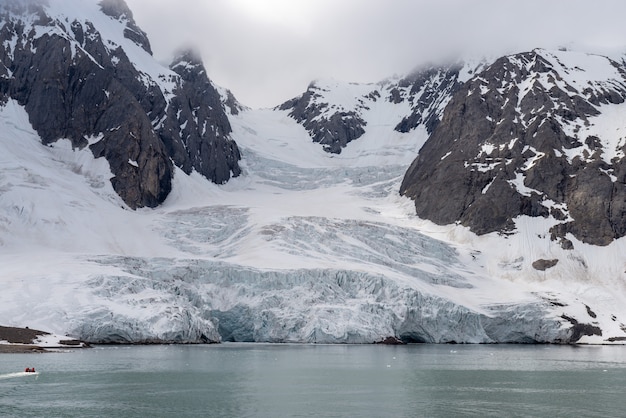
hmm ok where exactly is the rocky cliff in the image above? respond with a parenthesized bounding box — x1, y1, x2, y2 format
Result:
(278, 63, 481, 154)
(159, 50, 241, 184)
(0, 0, 241, 208)
(401, 49, 626, 246)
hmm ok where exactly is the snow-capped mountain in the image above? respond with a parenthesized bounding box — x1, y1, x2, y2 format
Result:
(401, 49, 626, 247)
(277, 62, 484, 154)
(2, 0, 626, 344)
(0, 0, 240, 209)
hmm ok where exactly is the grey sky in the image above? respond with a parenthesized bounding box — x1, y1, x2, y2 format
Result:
(124, 0, 626, 109)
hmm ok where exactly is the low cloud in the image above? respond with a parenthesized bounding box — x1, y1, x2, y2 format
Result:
(126, 0, 626, 108)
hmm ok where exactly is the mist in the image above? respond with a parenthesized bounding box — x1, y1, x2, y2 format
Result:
(125, 0, 626, 108)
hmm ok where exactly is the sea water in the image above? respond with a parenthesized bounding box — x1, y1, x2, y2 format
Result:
(0, 344, 625, 417)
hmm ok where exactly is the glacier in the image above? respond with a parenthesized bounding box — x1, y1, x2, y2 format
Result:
(2, 1, 626, 345)
(2, 97, 625, 344)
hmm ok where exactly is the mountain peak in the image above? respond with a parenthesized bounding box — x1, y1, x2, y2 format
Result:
(169, 48, 205, 78)
(401, 48, 626, 246)
(0, 0, 241, 208)
(98, 0, 132, 20)
(98, 0, 152, 54)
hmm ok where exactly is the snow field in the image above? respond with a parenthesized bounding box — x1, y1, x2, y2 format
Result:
(3, 94, 624, 343)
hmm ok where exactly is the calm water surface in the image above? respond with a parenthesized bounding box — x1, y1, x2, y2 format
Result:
(1, 344, 625, 417)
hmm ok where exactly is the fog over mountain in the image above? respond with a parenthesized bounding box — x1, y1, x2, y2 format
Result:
(125, 0, 626, 108)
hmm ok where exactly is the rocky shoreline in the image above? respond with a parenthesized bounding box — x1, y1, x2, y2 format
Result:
(0, 326, 87, 353)
(0, 344, 48, 353)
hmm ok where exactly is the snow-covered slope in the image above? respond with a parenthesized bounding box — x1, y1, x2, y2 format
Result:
(277, 61, 485, 154)
(0, 0, 241, 209)
(2, 85, 626, 343)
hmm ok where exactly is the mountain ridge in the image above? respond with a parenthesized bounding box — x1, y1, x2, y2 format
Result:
(0, 0, 241, 208)
(400, 48, 626, 246)
(277, 60, 485, 154)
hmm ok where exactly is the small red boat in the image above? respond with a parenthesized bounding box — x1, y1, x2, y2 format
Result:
(24, 367, 36, 373)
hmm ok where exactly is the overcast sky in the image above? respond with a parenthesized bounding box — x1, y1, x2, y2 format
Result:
(124, 0, 626, 109)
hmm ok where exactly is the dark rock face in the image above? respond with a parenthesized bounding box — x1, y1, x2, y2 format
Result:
(561, 315, 602, 342)
(532, 259, 559, 271)
(279, 63, 476, 154)
(160, 50, 241, 184)
(392, 64, 466, 134)
(279, 82, 367, 154)
(0, 2, 173, 208)
(98, 0, 152, 54)
(0, 0, 240, 208)
(401, 49, 626, 246)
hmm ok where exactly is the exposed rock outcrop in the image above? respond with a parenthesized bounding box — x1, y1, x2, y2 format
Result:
(159, 50, 241, 184)
(401, 49, 626, 246)
(0, 0, 241, 208)
(279, 81, 367, 154)
(99, 0, 152, 54)
(392, 64, 467, 134)
(278, 62, 481, 154)
(532, 259, 559, 271)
